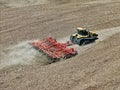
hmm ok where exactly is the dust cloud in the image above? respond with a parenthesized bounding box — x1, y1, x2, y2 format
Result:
(0, 41, 44, 69)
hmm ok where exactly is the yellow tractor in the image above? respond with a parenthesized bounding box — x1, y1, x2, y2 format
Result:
(70, 27, 98, 45)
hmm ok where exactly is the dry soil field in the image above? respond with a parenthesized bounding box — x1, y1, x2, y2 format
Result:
(0, 0, 120, 90)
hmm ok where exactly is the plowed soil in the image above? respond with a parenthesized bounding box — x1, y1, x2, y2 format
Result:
(0, 0, 120, 90)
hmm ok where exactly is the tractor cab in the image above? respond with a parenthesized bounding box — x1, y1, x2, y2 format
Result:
(77, 27, 89, 36)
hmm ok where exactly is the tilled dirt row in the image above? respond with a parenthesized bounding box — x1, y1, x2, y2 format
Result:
(0, 0, 120, 90)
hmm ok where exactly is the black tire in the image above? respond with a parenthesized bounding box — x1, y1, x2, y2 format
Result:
(63, 54, 73, 59)
(80, 40, 86, 46)
(77, 39, 85, 46)
(74, 52, 78, 56)
(70, 36, 76, 43)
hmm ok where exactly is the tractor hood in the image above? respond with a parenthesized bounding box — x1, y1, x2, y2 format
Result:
(90, 31, 97, 35)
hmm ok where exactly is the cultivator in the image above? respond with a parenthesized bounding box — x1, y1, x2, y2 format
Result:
(32, 37, 77, 63)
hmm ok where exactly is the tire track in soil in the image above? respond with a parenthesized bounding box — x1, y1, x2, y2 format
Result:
(0, 26, 120, 69)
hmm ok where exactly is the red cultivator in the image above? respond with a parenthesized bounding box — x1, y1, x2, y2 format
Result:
(32, 37, 77, 63)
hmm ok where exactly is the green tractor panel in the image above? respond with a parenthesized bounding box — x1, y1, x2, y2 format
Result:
(70, 27, 98, 45)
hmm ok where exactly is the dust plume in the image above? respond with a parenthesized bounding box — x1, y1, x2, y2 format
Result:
(0, 41, 44, 69)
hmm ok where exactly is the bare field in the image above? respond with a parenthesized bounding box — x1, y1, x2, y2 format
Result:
(0, 0, 120, 90)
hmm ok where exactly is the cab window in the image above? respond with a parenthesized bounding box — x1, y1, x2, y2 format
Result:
(77, 30, 88, 36)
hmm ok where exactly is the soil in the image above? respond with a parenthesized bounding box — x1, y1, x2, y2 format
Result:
(0, 0, 120, 90)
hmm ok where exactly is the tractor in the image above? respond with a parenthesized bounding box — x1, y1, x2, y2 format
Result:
(70, 27, 98, 45)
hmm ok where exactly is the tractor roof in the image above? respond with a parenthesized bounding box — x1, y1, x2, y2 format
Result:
(77, 27, 86, 30)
